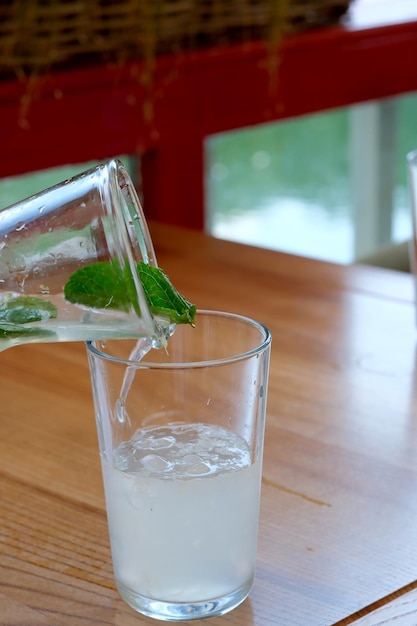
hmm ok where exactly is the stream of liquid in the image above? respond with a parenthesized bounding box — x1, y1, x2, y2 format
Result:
(115, 321, 175, 423)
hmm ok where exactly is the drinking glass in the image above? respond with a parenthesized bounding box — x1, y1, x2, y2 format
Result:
(87, 310, 271, 621)
(0, 159, 161, 350)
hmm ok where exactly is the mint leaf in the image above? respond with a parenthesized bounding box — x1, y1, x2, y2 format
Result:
(64, 261, 196, 326)
(0, 323, 56, 339)
(137, 262, 196, 325)
(64, 261, 131, 311)
(0, 296, 58, 339)
(0, 297, 57, 325)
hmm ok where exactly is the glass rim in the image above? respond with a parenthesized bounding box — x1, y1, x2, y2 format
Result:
(102, 158, 159, 338)
(86, 309, 272, 369)
(106, 159, 156, 266)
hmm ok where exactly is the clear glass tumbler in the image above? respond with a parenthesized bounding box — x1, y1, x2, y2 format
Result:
(87, 310, 271, 621)
(0, 159, 161, 350)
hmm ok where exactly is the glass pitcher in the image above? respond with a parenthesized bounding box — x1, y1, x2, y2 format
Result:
(0, 159, 163, 351)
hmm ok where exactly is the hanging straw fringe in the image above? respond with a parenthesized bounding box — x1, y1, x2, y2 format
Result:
(0, 0, 351, 78)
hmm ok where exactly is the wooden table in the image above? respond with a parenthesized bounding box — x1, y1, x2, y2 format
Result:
(1, 222, 417, 625)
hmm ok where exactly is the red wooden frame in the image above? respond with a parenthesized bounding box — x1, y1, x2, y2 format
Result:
(1, 9, 417, 229)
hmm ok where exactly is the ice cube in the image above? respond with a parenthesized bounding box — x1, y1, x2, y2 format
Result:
(148, 436, 176, 450)
(140, 454, 171, 473)
(184, 461, 212, 476)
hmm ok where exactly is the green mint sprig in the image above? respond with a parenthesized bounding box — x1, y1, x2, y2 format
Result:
(0, 296, 58, 339)
(0, 323, 56, 339)
(0, 261, 195, 342)
(63, 261, 131, 311)
(64, 261, 196, 325)
(137, 262, 196, 325)
(0, 296, 57, 324)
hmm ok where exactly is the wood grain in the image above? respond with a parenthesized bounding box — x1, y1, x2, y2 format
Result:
(1, 223, 417, 625)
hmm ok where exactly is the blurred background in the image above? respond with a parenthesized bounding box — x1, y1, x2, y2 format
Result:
(1, 0, 416, 268)
(2, 90, 416, 266)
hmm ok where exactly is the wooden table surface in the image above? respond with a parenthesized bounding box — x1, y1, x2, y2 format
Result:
(1, 222, 417, 626)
